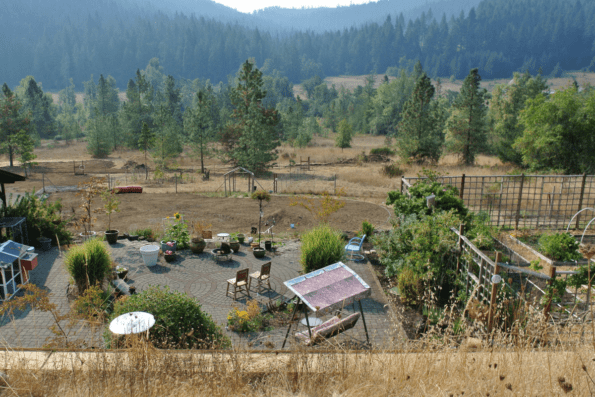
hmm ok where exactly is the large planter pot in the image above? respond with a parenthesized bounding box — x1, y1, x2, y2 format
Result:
(161, 240, 177, 252)
(189, 239, 206, 254)
(236, 234, 245, 244)
(253, 247, 266, 259)
(229, 240, 240, 252)
(140, 245, 160, 267)
(80, 231, 97, 243)
(38, 237, 52, 251)
(105, 230, 119, 244)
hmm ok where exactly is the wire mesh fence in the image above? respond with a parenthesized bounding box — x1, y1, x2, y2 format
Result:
(404, 174, 595, 230)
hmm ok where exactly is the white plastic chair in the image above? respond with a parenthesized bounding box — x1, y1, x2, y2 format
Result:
(345, 234, 366, 261)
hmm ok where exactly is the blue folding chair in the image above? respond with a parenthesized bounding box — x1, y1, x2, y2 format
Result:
(345, 234, 366, 261)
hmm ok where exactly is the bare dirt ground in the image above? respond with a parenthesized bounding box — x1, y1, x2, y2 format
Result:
(49, 191, 392, 237)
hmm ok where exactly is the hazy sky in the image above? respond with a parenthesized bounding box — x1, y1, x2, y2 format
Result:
(212, 0, 376, 14)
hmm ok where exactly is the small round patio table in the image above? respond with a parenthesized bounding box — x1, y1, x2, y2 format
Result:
(217, 233, 230, 242)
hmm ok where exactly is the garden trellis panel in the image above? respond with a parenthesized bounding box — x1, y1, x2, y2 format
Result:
(403, 174, 595, 229)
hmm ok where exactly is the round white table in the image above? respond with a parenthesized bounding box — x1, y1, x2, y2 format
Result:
(217, 233, 230, 242)
(109, 311, 155, 335)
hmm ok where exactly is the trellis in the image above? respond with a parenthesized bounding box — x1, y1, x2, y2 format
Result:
(223, 167, 256, 197)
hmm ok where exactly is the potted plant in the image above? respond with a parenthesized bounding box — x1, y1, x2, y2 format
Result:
(164, 250, 176, 263)
(251, 190, 271, 250)
(189, 236, 206, 254)
(115, 265, 128, 280)
(102, 189, 120, 244)
(229, 239, 240, 252)
(161, 240, 177, 252)
(236, 233, 245, 244)
(163, 213, 189, 249)
(253, 247, 266, 258)
(193, 219, 213, 240)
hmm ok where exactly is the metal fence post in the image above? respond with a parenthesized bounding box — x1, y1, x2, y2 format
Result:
(576, 173, 588, 230)
(459, 174, 466, 199)
(515, 174, 525, 230)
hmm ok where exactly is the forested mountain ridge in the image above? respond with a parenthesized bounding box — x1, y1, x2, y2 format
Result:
(1, 0, 594, 90)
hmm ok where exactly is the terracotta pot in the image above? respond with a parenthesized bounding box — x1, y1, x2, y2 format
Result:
(190, 239, 206, 254)
(250, 242, 261, 250)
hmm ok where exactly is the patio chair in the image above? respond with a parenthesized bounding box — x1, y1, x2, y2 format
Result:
(249, 262, 272, 294)
(226, 268, 250, 300)
(345, 234, 366, 261)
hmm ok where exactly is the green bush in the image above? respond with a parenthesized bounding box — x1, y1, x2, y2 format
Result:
(5, 191, 72, 247)
(370, 147, 395, 156)
(386, 181, 468, 219)
(300, 223, 345, 273)
(381, 163, 403, 178)
(64, 239, 111, 292)
(397, 267, 423, 306)
(361, 220, 374, 238)
(108, 286, 230, 349)
(538, 232, 582, 262)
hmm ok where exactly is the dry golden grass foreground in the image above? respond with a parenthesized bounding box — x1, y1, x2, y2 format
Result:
(1, 343, 595, 396)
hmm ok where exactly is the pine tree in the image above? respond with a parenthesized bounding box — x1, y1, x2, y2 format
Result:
(224, 60, 280, 173)
(138, 122, 155, 179)
(444, 68, 488, 165)
(396, 73, 444, 163)
(184, 89, 215, 174)
(335, 119, 353, 151)
(0, 84, 32, 167)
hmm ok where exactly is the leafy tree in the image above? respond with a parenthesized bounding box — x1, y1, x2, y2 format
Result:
(335, 119, 353, 151)
(444, 68, 488, 165)
(0, 83, 32, 167)
(19, 76, 56, 139)
(515, 86, 595, 173)
(138, 122, 154, 179)
(224, 60, 280, 173)
(369, 69, 416, 135)
(488, 71, 548, 165)
(396, 72, 444, 163)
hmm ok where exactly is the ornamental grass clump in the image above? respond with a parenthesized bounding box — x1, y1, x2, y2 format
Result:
(300, 223, 344, 273)
(65, 238, 112, 293)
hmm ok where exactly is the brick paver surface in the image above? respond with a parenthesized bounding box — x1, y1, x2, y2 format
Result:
(1, 239, 401, 350)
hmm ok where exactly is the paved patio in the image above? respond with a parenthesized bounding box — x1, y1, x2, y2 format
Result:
(1, 239, 401, 350)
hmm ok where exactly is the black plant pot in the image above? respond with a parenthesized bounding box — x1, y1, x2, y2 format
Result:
(105, 230, 119, 244)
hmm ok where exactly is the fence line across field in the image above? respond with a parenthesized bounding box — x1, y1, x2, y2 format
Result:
(403, 174, 595, 230)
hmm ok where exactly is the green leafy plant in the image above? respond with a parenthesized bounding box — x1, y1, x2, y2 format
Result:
(361, 220, 374, 237)
(381, 163, 403, 178)
(64, 238, 112, 293)
(386, 181, 467, 220)
(164, 212, 190, 249)
(370, 147, 395, 156)
(300, 223, 344, 273)
(133, 228, 157, 241)
(108, 286, 230, 349)
(73, 284, 111, 322)
(5, 190, 72, 246)
(101, 189, 120, 231)
(226, 300, 268, 333)
(538, 233, 582, 262)
(398, 267, 424, 306)
(529, 260, 543, 272)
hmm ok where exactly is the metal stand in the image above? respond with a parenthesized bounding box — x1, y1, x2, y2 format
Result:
(282, 297, 313, 348)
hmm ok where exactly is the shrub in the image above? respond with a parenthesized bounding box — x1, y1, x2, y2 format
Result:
(381, 163, 403, 178)
(300, 223, 345, 273)
(108, 286, 230, 349)
(361, 220, 374, 237)
(73, 284, 111, 322)
(370, 147, 395, 156)
(227, 300, 268, 332)
(386, 181, 468, 219)
(64, 239, 112, 293)
(397, 267, 423, 306)
(5, 191, 72, 247)
(538, 232, 582, 262)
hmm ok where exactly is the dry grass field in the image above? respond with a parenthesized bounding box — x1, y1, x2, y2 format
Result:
(292, 71, 595, 99)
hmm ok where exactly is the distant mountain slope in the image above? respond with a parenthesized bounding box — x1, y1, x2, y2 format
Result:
(253, 0, 482, 33)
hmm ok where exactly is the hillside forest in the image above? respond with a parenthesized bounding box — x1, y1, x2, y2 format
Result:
(2, 55, 595, 176)
(1, 0, 595, 90)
